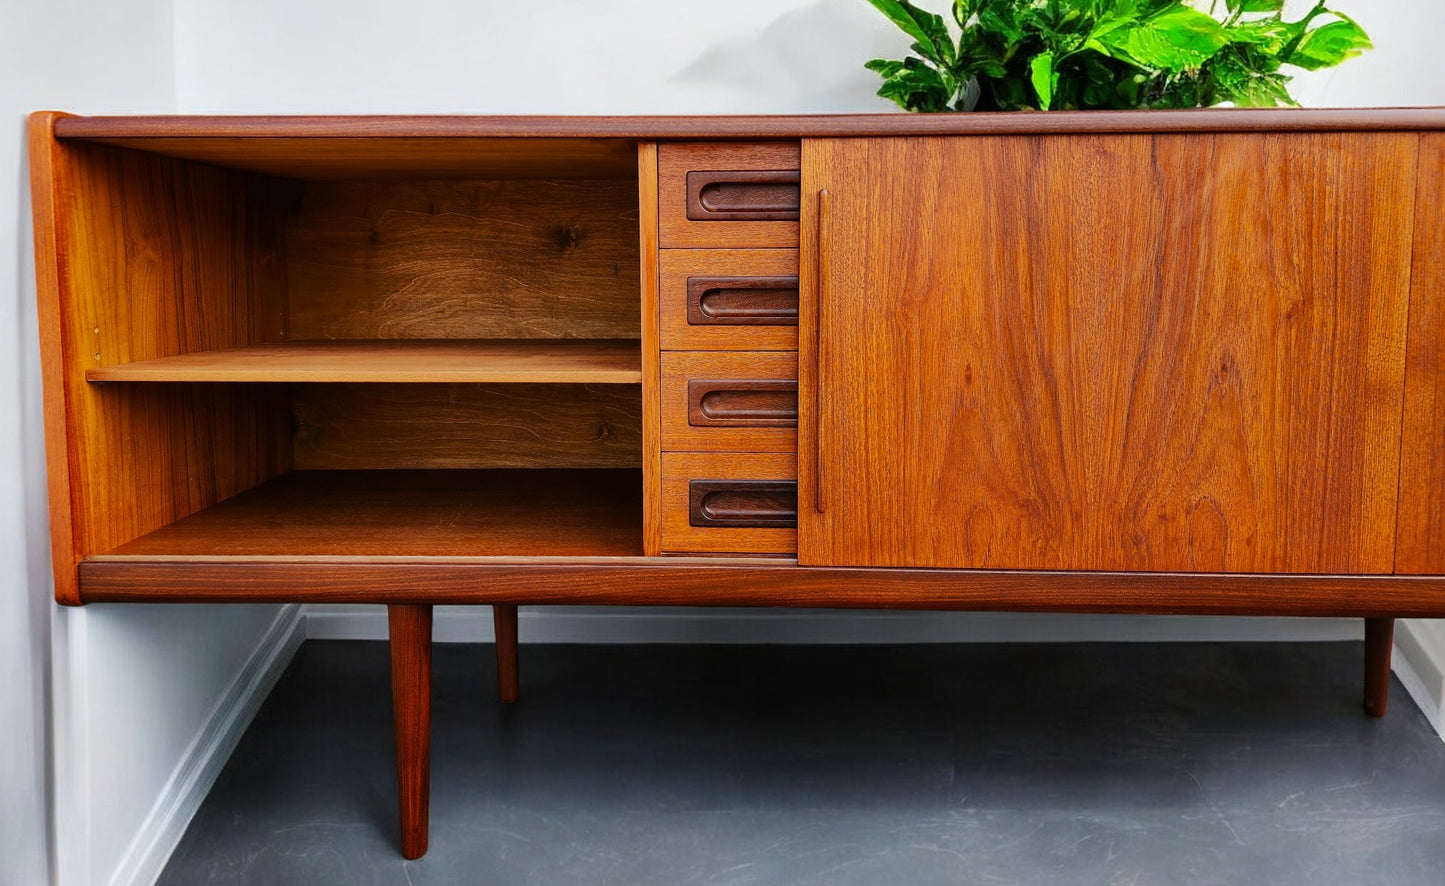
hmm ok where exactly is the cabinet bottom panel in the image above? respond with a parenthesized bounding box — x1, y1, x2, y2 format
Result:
(104, 469, 643, 558)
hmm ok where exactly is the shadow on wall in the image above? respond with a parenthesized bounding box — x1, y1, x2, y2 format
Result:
(671, 0, 904, 113)
(16, 125, 55, 668)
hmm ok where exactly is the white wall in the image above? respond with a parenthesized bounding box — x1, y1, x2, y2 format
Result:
(1, 3, 291, 885)
(53, 604, 298, 886)
(172, 0, 1445, 114)
(1, 5, 175, 883)
(1286, 0, 1445, 107)
(173, 0, 900, 114)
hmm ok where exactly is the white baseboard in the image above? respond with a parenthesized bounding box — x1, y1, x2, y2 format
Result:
(1395, 619, 1445, 741)
(305, 604, 1362, 645)
(106, 605, 306, 886)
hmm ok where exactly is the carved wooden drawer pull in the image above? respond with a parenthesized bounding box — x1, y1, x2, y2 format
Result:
(686, 276, 800, 327)
(687, 379, 798, 428)
(689, 481, 799, 528)
(686, 170, 802, 221)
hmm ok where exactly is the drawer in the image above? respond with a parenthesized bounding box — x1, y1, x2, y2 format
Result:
(661, 451, 797, 555)
(661, 351, 797, 452)
(659, 249, 799, 351)
(659, 143, 801, 249)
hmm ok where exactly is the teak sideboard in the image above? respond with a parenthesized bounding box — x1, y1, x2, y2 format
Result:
(28, 109, 1445, 859)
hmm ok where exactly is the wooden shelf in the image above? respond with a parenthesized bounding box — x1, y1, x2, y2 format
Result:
(86, 339, 642, 384)
(105, 469, 643, 558)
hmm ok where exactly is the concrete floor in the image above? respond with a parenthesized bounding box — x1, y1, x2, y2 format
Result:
(158, 639, 1445, 885)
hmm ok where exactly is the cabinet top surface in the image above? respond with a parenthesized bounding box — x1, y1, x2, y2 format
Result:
(46, 108, 1445, 140)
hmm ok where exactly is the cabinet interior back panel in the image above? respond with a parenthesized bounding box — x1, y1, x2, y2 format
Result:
(291, 383, 642, 470)
(286, 179, 641, 340)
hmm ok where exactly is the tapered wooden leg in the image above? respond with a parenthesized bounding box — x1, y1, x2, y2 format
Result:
(494, 604, 519, 704)
(1364, 617, 1395, 718)
(389, 604, 432, 859)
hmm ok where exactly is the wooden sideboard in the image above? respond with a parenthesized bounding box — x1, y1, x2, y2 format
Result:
(28, 109, 1445, 859)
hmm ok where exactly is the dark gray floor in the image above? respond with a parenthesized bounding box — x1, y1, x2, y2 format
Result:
(159, 638, 1445, 886)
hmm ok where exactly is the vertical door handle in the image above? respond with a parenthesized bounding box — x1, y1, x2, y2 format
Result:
(814, 188, 830, 514)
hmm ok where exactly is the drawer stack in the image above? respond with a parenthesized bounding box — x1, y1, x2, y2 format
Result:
(655, 143, 801, 555)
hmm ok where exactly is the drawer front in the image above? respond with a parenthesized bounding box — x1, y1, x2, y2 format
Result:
(659, 143, 801, 249)
(662, 451, 797, 555)
(660, 249, 799, 351)
(662, 351, 798, 452)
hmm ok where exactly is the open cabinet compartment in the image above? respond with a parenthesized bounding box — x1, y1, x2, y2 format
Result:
(35, 120, 648, 600)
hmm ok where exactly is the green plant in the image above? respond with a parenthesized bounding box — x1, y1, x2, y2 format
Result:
(864, 0, 1371, 111)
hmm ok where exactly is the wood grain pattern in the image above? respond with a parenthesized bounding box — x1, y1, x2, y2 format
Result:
(1395, 134, 1445, 575)
(1364, 617, 1394, 716)
(88, 339, 643, 384)
(801, 133, 1417, 573)
(685, 170, 800, 221)
(287, 178, 639, 340)
(291, 383, 641, 470)
(689, 480, 797, 528)
(640, 142, 663, 557)
(76, 557, 1445, 617)
(660, 249, 799, 350)
(492, 604, 519, 704)
(659, 143, 801, 249)
(388, 603, 432, 859)
(661, 451, 796, 555)
(54, 108, 1445, 143)
(687, 277, 798, 327)
(105, 470, 643, 557)
(661, 352, 798, 452)
(48, 136, 639, 180)
(687, 380, 797, 428)
(30, 122, 294, 603)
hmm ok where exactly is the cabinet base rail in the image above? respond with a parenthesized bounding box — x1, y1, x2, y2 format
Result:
(79, 557, 1445, 616)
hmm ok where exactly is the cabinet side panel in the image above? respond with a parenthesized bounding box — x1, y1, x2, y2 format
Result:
(50, 140, 292, 581)
(286, 179, 641, 340)
(640, 142, 662, 555)
(1398, 134, 1445, 574)
(29, 113, 82, 604)
(802, 133, 1414, 573)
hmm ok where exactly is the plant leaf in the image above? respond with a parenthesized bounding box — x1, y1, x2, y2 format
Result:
(865, 0, 955, 64)
(874, 56, 954, 112)
(861, 0, 1369, 113)
(1094, 4, 1229, 71)
(1227, 0, 1285, 12)
(865, 58, 908, 76)
(952, 0, 981, 28)
(1224, 18, 1293, 51)
(1030, 51, 1056, 109)
(1286, 18, 1372, 70)
(976, 1, 1025, 45)
(866, 0, 933, 44)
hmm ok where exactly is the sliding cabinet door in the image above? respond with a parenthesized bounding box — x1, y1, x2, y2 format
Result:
(798, 134, 1415, 572)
